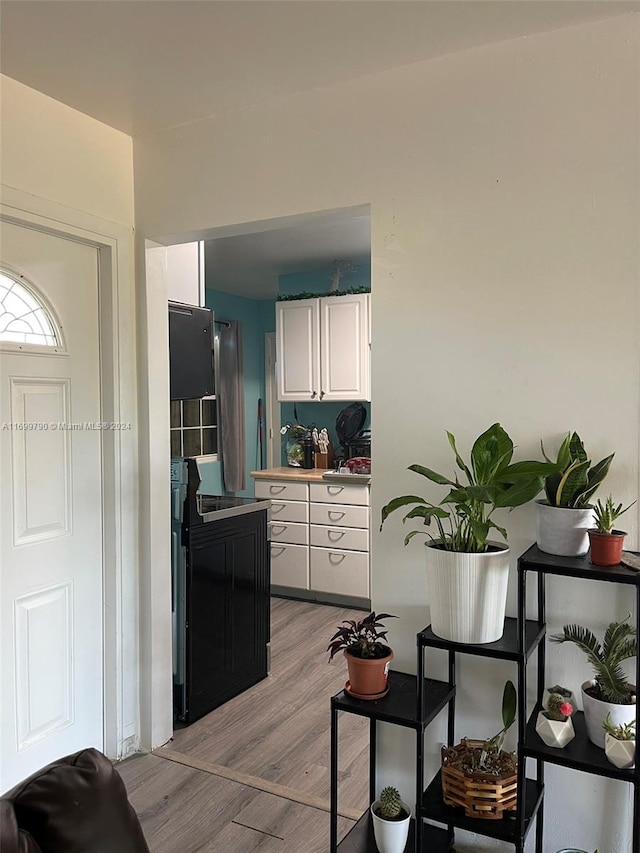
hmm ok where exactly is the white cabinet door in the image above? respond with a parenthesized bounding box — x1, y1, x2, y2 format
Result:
(165, 241, 204, 306)
(320, 294, 370, 401)
(276, 294, 370, 403)
(275, 299, 320, 401)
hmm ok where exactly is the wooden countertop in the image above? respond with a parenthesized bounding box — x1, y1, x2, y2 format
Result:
(250, 467, 329, 483)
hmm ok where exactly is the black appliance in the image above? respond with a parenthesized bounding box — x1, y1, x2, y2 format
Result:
(170, 458, 270, 724)
(169, 301, 214, 400)
(335, 402, 370, 460)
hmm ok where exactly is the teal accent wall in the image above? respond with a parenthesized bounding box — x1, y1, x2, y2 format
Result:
(199, 289, 275, 497)
(279, 401, 370, 464)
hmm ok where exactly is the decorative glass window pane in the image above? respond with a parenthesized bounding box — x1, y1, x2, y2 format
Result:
(0, 272, 60, 346)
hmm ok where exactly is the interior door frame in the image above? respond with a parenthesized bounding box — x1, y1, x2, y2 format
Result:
(264, 332, 280, 469)
(0, 187, 138, 762)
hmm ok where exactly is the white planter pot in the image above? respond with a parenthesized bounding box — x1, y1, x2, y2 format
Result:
(535, 501, 594, 557)
(425, 542, 510, 644)
(581, 680, 637, 749)
(604, 732, 635, 769)
(535, 711, 576, 748)
(371, 799, 411, 853)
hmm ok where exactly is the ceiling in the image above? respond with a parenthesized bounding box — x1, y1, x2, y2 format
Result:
(2, 0, 636, 297)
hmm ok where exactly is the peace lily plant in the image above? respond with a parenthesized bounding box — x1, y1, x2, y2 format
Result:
(380, 424, 556, 644)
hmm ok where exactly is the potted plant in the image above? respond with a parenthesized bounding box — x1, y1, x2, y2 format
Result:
(543, 683, 578, 716)
(535, 688, 576, 748)
(441, 680, 518, 820)
(380, 423, 555, 644)
(370, 786, 411, 853)
(551, 615, 637, 748)
(327, 611, 396, 700)
(537, 432, 614, 557)
(602, 713, 635, 769)
(588, 495, 636, 567)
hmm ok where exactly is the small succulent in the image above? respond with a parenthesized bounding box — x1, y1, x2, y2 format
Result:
(593, 495, 636, 534)
(544, 691, 575, 722)
(602, 712, 636, 741)
(327, 611, 396, 661)
(378, 786, 402, 820)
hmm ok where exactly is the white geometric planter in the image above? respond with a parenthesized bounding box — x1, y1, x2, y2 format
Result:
(604, 733, 635, 769)
(535, 501, 594, 557)
(425, 542, 510, 644)
(581, 680, 637, 749)
(371, 799, 411, 853)
(535, 711, 575, 748)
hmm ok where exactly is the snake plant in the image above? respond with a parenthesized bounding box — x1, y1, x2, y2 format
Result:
(541, 432, 613, 508)
(593, 495, 636, 534)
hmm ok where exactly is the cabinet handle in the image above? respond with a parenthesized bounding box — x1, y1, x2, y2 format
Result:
(269, 484, 286, 494)
(328, 530, 345, 540)
(328, 486, 344, 495)
(271, 524, 287, 535)
(319, 390, 325, 400)
(329, 552, 346, 563)
(311, 391, 317, 399)
(328, 511, 345, 520)
(271, 502, 285, 512)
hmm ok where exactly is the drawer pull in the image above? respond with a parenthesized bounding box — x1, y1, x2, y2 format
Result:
(269, 484, 287, 494)
(271, 524, 287, 535)
(271, 502, 285, 513)
(271, 545, 286, 556)
(329, 552, 346, 563)
(328, 530, 345, 540)
(328, 510, 345, 520)
(327, 486, 344, 495)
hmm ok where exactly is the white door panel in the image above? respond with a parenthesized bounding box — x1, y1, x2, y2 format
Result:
(1, 221, 103, 792)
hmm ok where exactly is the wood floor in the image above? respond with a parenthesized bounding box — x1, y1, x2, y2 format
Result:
(117, 598, 370, 852)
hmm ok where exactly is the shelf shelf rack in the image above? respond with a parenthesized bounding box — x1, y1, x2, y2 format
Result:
(329, 544, 640, 853)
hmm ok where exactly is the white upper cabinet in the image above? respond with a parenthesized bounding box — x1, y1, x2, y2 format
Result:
(276, 294, 370, 402)
(165, 241, 205, 306)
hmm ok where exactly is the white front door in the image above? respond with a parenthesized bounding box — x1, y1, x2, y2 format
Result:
(0, 221, 103, 792)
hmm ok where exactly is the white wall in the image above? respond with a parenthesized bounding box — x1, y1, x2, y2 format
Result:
(0, 75, 142, 759)
(134, 16, 639, 851)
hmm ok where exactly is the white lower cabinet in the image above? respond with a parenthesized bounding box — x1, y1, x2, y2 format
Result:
(270, 543, 309, 589)
(255, 475, 370, 601)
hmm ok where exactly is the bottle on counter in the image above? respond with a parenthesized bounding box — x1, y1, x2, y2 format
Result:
(302, 432, 315, 469)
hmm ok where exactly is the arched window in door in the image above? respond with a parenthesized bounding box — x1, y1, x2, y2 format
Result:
(0, 270, 61, 347)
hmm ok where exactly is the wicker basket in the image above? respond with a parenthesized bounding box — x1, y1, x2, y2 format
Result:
(441, 739, 517, 820)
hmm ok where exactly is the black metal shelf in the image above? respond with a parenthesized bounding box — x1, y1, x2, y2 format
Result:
(523, 707, 637, 783)
(418, 617, 545, 661)
(331, 671, 454, 729)
(519, 544, 640, 585)
(337, 812, 452, 853)
(421, 772, 543, 844)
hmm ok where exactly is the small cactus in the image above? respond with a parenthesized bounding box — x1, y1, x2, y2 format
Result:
(545, 692, 574, 722)
(378, 786, 402, 820)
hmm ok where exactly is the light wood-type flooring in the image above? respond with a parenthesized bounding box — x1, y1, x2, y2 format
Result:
(117, 598, 370, 852)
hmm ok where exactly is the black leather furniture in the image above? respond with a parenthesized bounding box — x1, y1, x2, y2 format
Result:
(0, 748, 150, 853)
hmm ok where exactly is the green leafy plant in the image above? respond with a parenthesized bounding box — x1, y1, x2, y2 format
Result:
(480, 679, 517, 764)
(380, 423, 556, 553)
(377, 786, 403, 820)
(593, 495, 636, 534)
(541, 432, 613, 508)
(602, 712, 636, 741)
(550, 615, 637, 704)
(327, 611, 396, 661)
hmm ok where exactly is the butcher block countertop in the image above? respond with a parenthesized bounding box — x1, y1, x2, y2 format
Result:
(250, 467, 329, 483)
(250, 467, 371, 485)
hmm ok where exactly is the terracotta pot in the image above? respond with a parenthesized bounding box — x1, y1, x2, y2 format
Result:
(588, 529, 626, 566)
(344, 648, 393, 699)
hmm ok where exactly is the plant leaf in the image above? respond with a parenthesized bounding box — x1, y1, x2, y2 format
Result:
(502, 680, 517, 731)
(408, 463, 456, 486)
(577, 453, 615, 507)
(556, 459, 589, 507)
(471, 423, 513, 485)
(380, 495, 426, 528)
(446, 431, 474, 484)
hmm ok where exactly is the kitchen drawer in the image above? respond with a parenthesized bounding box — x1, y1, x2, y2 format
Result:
(255, 480, 309, 502)
(268, 499, 309, 524)
(270, 542, 309, 589)
(270, 520, 309, 546)
(309, 482, 369, 506)
(310, 524, 369, 552)
(310, 502, 369, 529)
(310, 546, 369, 598)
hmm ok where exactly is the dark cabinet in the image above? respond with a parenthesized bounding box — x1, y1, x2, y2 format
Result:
(184, 510, 269, 723)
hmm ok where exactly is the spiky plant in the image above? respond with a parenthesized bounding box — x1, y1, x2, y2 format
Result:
(593, 495, 636, 534)
(544, 692, 574, 721)
(602, 713, 636, 741)
(550, 615, 637, 704)
(378, 786, 402, 820)
(541, 432, 613, 508)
